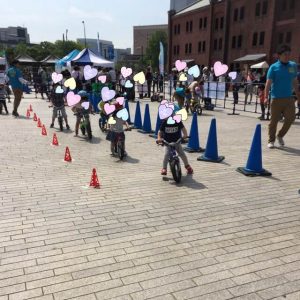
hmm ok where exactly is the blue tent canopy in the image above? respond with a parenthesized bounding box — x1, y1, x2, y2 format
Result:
(56, 49, 80, 67)
(72, 48, 114, 67)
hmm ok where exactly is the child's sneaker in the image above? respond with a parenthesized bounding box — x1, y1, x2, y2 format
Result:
(161, 168, 167, 175)
(186, 165, 193, 175)
(50, 123, 54, 128)
(66, 124, 70, 130)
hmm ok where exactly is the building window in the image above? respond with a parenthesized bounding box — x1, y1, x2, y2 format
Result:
(240, 6, 245, 20)
(232, 36, 236, 48)
(189, 21, 193, 32)
(214, 39, 218, 51)
(174, 25, 177, 35)
(259, 32, 265, 45)
(186, 22, 189, 32)
(290, 0, 295, 9)
(282, 0, 286, 11)
(219, 38, 223, 50)
(220, 17, 224, 29)
(185, 43, 188, 54)
(237, 35, 243, 48)
(198, 41, 202, 53)
(202, 41, 206, 52)
(234, 8, 238, 21)
(204, 17, 207, 28)
(255, 2, 261, 16)
(173, 45, 176, 55)
(252, 32, 258, 46)
(199, 18, 203, 29)
(177, 45, 180, 55)
(215, 18, 219, 30)
(262, 1, 268, 15)
(286, 32, 292, 43)
(189, 43, 192, 54)
(178, 24, 181, 34)
(278, 32, 284, 44)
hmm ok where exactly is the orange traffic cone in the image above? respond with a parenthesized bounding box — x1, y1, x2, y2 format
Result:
(33, 113, 37, 121)
(37, 118, 42, 128)
(64, 147, 72, 162)
(41, 125, 47, 136)
(52, 133, 59, 146)
(89, 168, 100, 188)
(29, 104, 33, 112)
(26, 109, 30, 118)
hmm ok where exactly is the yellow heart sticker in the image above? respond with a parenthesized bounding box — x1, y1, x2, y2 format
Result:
(176, 108, 188, 121)
(179, 73, 187, 82)
(64, 78, 76, 90)
(108, 116, 116, 125)
(133, 72, 145, 84)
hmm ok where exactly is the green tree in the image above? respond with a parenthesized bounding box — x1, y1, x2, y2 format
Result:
(144, 31, 167, 71)
(53, 40, 84, 58)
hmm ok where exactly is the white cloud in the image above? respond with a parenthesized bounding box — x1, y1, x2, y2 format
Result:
(68, 6, 113, 22)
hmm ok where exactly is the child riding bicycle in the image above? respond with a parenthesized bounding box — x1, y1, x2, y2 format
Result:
(157, 116, 193, 175)
(49, 83, 70, 129)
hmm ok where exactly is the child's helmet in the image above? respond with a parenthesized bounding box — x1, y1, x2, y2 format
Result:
(78, 90, 88, 97)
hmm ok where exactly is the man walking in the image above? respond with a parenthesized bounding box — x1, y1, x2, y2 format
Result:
(265, 45, 300, 148)
(6, 60, 27, 117)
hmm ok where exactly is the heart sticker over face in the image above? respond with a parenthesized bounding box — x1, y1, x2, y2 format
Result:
(104, 103, 116, 115)
(84, 65, 98, 81)
(121, 67, 132, 78)
(175, 60, 187, 72)
(179, 73, 187, 82)
(160, 100, 168, 105)
(167, 117, 175, 125)
(116, 108, 129, 121)
(81, 101, 89, 110)
(125, 80, 133, 88)
(116, 97, 125, 106)
(98, 75, 106, 83)
(173, 114, 182, 123)
(55, 86, 64, 94)
(108, 116, 116, 125)
(159, 104, 173, 120)
(188, 65, 200, 78)
(101, 87, 116, 102)
(52, 72, 63, 84)
(64, 77, 76, 90)
(228, 72, 237, 80)
(176, 108, 188, 121)
(66, 91, 81, 107)
(133, 72, 145, 84)
(213, 61, 228, 77)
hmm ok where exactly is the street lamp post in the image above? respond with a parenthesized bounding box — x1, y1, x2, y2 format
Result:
(66, 29, 68, 41)
(82, 21, 87, 48)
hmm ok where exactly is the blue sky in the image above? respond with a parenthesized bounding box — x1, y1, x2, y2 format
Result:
(1, 0, 170, 49)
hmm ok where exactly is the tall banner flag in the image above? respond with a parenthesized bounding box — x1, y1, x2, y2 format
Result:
(159, 42, 164, 75)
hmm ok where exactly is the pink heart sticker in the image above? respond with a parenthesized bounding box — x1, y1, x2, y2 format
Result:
(175, 60, 187, 72)
(98, 75, 106, 83)
(84, 65, 98, 81)
(66, 92, 81, 107)
(101, 87, 116, 102)
(173, 115, 182, 123)
(213, 61, 228, 77)
(104, 103, 116, 115)
(159, 104, 173, 120)
(160, 100, 168, 105)
(81, 101, 89, 110)
(121, 67, 132, 78)
(116, 97, 125, 106)
(51, 72, 63, 84)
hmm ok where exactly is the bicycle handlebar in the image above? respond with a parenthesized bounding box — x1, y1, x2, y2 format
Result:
(156, 137, 189, 146)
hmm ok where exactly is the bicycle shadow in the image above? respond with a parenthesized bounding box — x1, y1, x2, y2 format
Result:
(114, 155, 140, 164)
(77, 136, 101, 144)
(163, 175, 207, 190)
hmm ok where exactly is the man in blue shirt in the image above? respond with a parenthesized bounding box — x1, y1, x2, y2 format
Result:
(265, 45, 300, 148)
(6, 60, 24, 117)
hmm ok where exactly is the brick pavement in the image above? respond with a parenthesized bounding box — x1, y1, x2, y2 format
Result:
(0, 94, 300, 300)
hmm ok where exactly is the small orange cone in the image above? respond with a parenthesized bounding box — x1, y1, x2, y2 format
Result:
(64, 147, 72, 162)
(33, 113, 37, 121)
(37, 118, 42, 128)
(29, 104, 33, 112)
(89, 168, 100, 188)
(26, 109, 30, 118)
(41, 125, 47, 136)
(52, 133, 59, 146)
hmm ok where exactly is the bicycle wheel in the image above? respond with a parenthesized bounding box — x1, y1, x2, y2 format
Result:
(99, 118, 105, 132)
(86, 119, 92, 140)
(197, 105, 203, 116)
(58, 116, 63, 131)
(170, 159, 182, 183)
(80, 122, 86, 135)
(117, 140, 125, 160)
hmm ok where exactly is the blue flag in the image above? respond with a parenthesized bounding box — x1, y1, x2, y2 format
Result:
(159, 42, 164, 75)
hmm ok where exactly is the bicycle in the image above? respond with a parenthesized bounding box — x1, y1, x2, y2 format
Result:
(56, 105, 64, 131)
(156, 138, 187, 183)
(189, 98, 203, 116)
(111, 128, 131, 160)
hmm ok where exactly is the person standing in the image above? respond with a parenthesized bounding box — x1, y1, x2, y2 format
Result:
(145, 67, 153, 98)
(6, 59, 27, 117)
(265, 45, 300, 148)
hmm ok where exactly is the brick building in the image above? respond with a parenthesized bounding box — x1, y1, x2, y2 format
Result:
(133, 25, 168, 55)
(168, 0, 300, 71)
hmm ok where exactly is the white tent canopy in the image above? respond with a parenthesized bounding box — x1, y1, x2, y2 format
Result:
(250, 61, 269, 69)
(0, 56, 6, 65)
